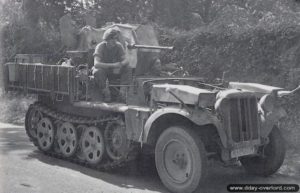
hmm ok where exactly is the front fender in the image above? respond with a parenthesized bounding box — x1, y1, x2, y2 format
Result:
(259, 94, 287, 137)
(260, 106, 287, 138)
(143, 107, 227, 147)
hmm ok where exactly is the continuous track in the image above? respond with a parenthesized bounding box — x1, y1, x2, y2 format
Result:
(26, 102, 138, 171)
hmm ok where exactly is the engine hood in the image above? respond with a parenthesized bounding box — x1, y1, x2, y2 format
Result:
(228, 82, 283, 97)
(151, 84, 216, 107)
(216, 88, 257, 100)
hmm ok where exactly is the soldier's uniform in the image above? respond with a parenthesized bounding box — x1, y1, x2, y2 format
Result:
(92, 29, 130, 101)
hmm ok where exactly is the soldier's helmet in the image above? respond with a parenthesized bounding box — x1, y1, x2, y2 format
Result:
(103, 28, 120, 41)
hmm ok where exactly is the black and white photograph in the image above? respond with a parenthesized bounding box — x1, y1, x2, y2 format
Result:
(0, 0, 299, 193)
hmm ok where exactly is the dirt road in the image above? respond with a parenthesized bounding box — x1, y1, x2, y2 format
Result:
(0, 122, 299, 193)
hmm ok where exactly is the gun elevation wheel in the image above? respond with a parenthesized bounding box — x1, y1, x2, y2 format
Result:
(81, 126, 105, 164)
(155, 126, 207, 193)
(57, 122, 78, 157)
(37, 118, 55, 151)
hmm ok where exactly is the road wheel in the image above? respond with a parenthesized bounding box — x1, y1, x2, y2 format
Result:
(81, 126, 105, 164)
(155, 126, 207, 193)
(240, 126, 286, 176)
(104, 121, 131, 161)
(37, 118, 55, 151)
(57, 122, 78, 157)
(25, 105, 43, 139)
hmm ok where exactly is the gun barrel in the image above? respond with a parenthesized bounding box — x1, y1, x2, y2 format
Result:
(128, 44, 174, 50)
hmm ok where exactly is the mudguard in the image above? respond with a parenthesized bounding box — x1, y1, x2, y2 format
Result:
(142, 107, 228, 147)
(259, 94, 287, 137)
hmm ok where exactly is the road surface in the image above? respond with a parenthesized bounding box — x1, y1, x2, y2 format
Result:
(0, 122, 299, 193)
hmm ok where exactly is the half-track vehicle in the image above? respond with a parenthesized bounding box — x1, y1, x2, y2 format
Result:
(2, 23, 292, 193)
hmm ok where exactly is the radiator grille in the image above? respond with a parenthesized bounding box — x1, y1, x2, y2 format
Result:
(228, 97, 259, 142)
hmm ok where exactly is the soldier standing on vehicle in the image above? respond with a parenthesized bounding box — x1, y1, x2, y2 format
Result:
(92, 28, 130, 101)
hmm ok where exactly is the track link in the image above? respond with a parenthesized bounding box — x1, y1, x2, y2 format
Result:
(26, 102, 138, 172)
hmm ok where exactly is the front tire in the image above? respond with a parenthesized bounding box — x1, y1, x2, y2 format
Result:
(240, 126, 286, 176)
(155, 126, 207, 193)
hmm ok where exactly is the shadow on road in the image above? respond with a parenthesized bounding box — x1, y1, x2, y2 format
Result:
(0, 124, 33, 154)
(26, 149, 300, 193)
(26, 150, 167, 192)
(0, 123, 167, 192)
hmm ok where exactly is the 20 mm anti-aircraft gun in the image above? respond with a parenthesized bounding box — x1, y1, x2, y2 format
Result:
(2, 23, 294, 193)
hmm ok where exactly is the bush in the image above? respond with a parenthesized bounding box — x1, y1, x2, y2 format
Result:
(0, 91, 35, 125)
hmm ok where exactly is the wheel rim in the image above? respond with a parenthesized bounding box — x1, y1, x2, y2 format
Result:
(37, 118, 55, 151)
(104, 122, 129, 160)
(81, 126, 104, 164)
(163, 139, 193, 184)
(57, 122, 78, 157)
(27, 108, 43, 138)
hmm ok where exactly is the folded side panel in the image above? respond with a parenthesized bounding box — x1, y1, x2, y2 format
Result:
(5, 63, 76, 98)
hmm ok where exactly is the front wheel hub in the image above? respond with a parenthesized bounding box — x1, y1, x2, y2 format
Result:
(155, 126, 208, 193)
(164, 140, 192, 183)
